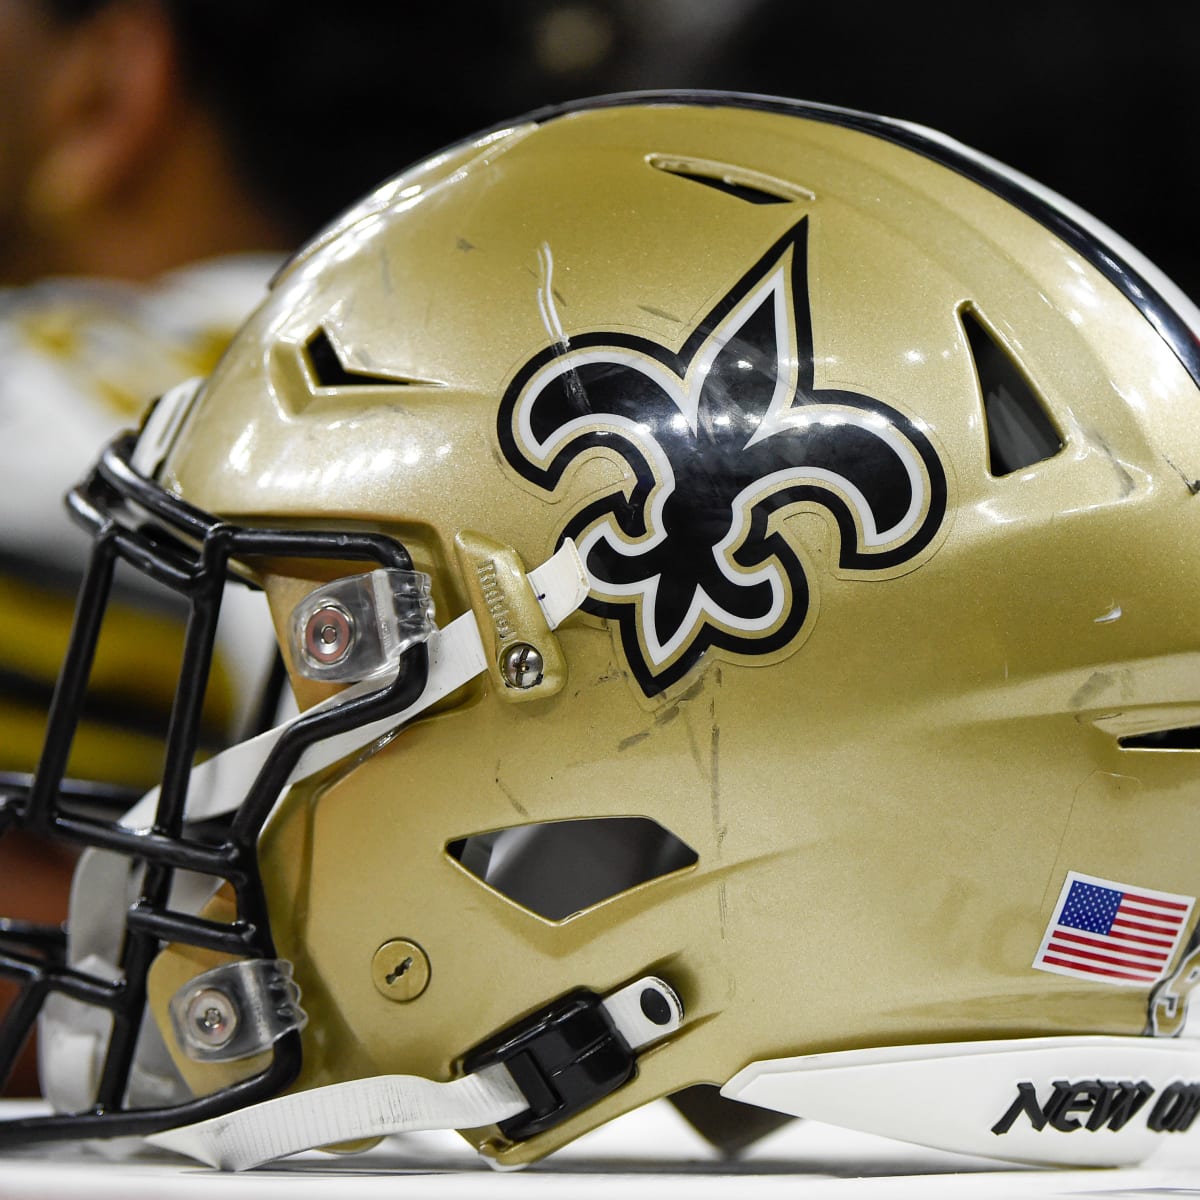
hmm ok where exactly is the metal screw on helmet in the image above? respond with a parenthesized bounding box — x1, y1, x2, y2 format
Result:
(501, 643, 544, 689)
(304, 602, 355, 666)
(184, 987, 239, 1050)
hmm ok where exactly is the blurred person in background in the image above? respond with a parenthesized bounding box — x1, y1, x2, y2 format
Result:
(0, 0, 295, 1095)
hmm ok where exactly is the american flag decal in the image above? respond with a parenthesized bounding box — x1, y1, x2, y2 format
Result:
(1033, 871, 1195, 988)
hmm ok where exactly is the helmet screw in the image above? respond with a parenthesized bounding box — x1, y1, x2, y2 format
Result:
(371, 939, 431, 1002)
(304, 602, 354, 666)
(184, 987, 239, 1050)
(500, 642, 544, 689)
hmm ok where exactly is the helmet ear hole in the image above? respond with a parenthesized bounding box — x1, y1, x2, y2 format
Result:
(446, 817, 698, 922)
(962, 307, 1064, 475)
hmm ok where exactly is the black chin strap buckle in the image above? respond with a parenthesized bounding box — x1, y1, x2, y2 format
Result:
(462, 975, 683, 1141)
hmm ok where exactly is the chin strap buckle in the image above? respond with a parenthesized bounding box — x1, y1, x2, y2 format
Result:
(462, 976, 684, 1142)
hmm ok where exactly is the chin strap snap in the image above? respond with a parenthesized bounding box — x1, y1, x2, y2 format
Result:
(147, 976, 682, 1171)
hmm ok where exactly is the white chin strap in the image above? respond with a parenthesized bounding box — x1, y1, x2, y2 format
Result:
(40, 540, 594, 1132)
(149, 1063, 529, 1171)
(146, 975, 682, 1171)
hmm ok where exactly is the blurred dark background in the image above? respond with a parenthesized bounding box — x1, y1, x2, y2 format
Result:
(355, 0, 1199, 300)
(18, 0, 1194, 295)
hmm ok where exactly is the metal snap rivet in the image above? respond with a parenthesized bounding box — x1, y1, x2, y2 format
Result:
(304, 602, 354, 665)
(184, 986, 239, 1049)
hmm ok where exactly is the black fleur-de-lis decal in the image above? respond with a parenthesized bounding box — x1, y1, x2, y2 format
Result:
(498, 219, 948, 696)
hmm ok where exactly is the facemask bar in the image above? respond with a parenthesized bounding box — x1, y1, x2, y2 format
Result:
(0, 432, 430, 1143)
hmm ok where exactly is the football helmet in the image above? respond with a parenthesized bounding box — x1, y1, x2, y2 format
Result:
(5, 92, 1200, 1171)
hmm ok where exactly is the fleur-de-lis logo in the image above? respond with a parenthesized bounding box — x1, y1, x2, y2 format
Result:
(498, 219, 948, 696)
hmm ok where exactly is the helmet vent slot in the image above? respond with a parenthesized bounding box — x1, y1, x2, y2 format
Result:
(305, 327, 421, 389)
(962, 308, 1064, 476)
(1119, 726, 1200, 750)
(447, 816, 698, 921)
(647, 154, 812, 206)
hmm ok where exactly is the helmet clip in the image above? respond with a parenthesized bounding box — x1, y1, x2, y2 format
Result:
(462, 975, 682, 1142)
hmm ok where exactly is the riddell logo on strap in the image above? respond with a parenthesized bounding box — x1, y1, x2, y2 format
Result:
(992, 1079, 1200, 1136)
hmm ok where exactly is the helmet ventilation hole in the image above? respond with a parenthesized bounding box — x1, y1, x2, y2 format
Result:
(304, 327, 423, 389)
(447, 816, 698, 921)
(962, 308, 1064, 476)
(1119, 726, 1200, 750)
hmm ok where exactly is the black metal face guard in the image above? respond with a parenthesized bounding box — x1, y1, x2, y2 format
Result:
(0, 433, 429, 1143)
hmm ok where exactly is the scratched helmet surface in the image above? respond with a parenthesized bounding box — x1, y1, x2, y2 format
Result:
(6, 93, 1200, 1170)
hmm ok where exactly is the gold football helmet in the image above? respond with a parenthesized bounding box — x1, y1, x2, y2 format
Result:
(5, 93, 1200, 1170)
